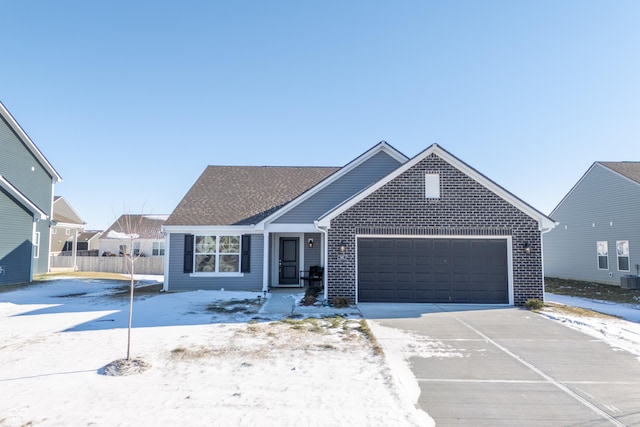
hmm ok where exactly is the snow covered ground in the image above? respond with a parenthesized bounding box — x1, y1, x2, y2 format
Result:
(1, 277, 639, 427)
(544, 293, 640, 358)
(0, 276, 431, 427)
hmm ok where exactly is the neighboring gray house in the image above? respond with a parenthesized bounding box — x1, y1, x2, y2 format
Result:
(163, 142, 555, 306)
(0, 101, 62, 285)
(544, 161, 640, 285)
(51, 196, 87, 255)
(100, 214, 168, 257)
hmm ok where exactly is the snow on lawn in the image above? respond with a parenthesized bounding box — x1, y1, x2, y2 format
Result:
(3, 278, 640, 427)
(543, 294, 640, 358)
(0, 277, 431, 427)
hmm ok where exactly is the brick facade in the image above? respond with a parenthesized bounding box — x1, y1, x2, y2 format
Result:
(326, 153, 543, 306)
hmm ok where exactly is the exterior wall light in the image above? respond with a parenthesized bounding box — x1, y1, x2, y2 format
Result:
(339, 241, 346, 252)
(523, 242, 531, 254)
(308, 238, 314, 248)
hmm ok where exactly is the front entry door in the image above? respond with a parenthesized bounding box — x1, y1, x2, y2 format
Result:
(279, 237, 299, 285)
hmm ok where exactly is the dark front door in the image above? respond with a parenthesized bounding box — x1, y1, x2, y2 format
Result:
(279, 237, 299, 285)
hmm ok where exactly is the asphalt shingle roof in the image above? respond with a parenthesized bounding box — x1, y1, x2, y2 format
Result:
(165, 166, 340, 226)
(599, 162, 640, 185)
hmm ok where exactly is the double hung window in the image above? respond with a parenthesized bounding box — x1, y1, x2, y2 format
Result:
(617, 240, 630, 272)
(597, 241, 608, 270)
(152, 241, 165, 256)
(195, 235, 240, 273)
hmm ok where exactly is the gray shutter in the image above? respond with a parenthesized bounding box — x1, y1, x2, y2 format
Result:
(241, 235, 251, 273)
(183, 234, 194, 273)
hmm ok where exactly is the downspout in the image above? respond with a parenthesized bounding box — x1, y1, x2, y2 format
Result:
(539, 221, 558, 297)
(314, 221, 329, 302)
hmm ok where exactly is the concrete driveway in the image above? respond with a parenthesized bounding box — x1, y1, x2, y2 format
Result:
(359, 304, 640, 426)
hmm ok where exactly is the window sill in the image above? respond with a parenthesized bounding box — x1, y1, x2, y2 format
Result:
(189, 272, 244, 278)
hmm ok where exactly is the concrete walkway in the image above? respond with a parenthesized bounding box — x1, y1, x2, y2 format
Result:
(261, 288, 361, 317)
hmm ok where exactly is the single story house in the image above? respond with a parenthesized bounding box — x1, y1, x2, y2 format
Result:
(100, 214, 168, 257)
(0, 101, 62, 285)
(163, 142, 555, 306)
(544, 161, 640, 285)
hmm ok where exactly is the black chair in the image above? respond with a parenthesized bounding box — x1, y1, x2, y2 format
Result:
(300, 266, 324, 291)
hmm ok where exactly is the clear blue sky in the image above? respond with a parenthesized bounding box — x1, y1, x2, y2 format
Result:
(3, 1, 639, 230)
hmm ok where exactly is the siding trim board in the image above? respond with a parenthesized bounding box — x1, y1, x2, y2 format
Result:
(355, 227, 512, 236)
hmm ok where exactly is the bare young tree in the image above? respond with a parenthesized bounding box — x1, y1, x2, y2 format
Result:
(110, 213, 145, 360)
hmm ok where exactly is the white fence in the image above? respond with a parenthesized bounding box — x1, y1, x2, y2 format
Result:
(50, 256, 164, 275)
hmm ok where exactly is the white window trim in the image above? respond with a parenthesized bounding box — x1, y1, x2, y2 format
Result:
(192, 234, 242, 275)
(152, 241, 165, 256)
(616, 240, 630, 272)
(596, 241, 608, 270)
(33, 231, 40, 259)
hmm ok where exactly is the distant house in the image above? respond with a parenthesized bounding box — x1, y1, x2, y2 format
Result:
(544, 161, 640, 285)
(0, 101, 62, 285)
(100, 214, 168, 257)
(75, 231, 102, 253)
(163, 142, 554, 306)
(51, 196, 87, 255)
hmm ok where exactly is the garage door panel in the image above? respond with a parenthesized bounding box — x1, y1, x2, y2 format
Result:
(358, 238, 508, 304)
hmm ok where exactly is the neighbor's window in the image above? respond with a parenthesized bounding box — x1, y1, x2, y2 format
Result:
(133, 242, 141, 256)
(195, 235, 240, 273)
(617, 240, 630, 271)
(152, 241, 165, 256)
(65, 228, 70, 235)
(425, 173, 440, 199)
(33, 231, 40, 259)
(597, 241, 608, 270)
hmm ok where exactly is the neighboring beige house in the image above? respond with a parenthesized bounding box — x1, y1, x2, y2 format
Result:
(51, 196, 88, 255)
(100, 214, 168, 257)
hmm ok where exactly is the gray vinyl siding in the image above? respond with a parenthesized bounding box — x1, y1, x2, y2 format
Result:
(167, 233, 264, 291)
(1, 115, 55, 280)
(302, 232, 322, 272)
(273, 151, 402, 223)
(0, 117, 54, 210)
(0, 191, 34, 285)
(543, 164, 640, 285)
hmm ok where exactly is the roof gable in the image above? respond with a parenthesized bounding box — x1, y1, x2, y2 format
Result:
(165, 166, 339, 226)
(0, 102, 62, 183)
(53, 196, 85, 225)
(317, 144, 555, 231)
(103, 214, 168, 239)
(550, 161, 640, 216)
(599, 162, 640, 185)
(257, 141, 409, 226)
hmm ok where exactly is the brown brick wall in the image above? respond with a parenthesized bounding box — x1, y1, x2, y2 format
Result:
(326, 153, 543, 306)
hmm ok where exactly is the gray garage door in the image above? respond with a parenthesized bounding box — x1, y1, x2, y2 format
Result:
(358, 238, 509, 303)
